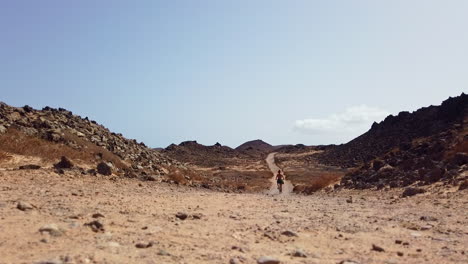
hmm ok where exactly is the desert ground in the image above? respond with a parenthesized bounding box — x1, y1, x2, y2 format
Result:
(1, 155, 467, 264)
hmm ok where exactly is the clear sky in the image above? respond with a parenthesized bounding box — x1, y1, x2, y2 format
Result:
(1, 1, 467, 148)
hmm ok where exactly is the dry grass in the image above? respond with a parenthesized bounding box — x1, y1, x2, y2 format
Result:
(211, 170, 272, 192)
(287, 170, 344, 194)
(0, 128, 127, 169)
(171, 169, 272, 192)
(0, 151, 12, 162)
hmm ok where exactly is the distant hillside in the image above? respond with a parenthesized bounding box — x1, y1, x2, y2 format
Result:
(162, 141, 244, 167)
(317, 93, 467, 168)
(0, 102, 187, 179)
(163, 139, 283, 168)
(322, 93, 467, 189)
(235, 139, 274, 152)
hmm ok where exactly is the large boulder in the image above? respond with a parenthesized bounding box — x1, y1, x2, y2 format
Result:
(97, 162, 113, 175)
(54, 156, 74, 169)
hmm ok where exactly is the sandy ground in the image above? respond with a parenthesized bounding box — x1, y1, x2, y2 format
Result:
(1, 167, 467, 264)
(266, 153, 293, 195)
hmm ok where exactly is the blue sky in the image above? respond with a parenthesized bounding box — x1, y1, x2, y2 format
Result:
(1, 1, 467, 148)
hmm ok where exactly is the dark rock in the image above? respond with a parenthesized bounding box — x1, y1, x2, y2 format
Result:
(84, 220, 104, 232)
(372, 159, 385, 171)
(175, 212, 188, 220)
(143, 175, 157, 181)
(450, 152, 468, 166)
(19, 164, 41, 170)
(97, 162, 112, 175)
(281, 230, 298, 237)
(402, 187, 426, 197)
(92, 213, 105, 218)
(135, 242, 153, 248)
(372, 244, 385, 252)
(17, 201, 35, 211)
(23, 105, 33, 113)
(424, 167, 445, 183)
(86, 169, 97, 176)
(54, 156, 74, 169)
(420, 216, 438, 221)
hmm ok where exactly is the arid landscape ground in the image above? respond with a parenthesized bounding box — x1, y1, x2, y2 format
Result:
(0, 94, 467, 263)
(1, 161, 467, 264)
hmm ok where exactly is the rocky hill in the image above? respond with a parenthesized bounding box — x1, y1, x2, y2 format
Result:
(317, 93, 467, 168)
(235, 139, 274, 152)
(329, 93, 467, 189)
(162, 141, 242, 167)
(0, 102, 187, 180)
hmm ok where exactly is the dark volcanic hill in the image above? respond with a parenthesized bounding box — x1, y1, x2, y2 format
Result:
(162, 141, 243, 167)
(235, 139, 274, 152)
(163, 139, 283, 168)
(317, 93, 468, 168)
(321, 93, 467, 189)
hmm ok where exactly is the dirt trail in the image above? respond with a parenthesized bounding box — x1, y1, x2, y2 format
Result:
(266, 152, 293, 195)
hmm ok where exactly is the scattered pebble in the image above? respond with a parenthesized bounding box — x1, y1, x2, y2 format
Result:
(175, 212, 188, 220)
(339, 261, 360, 264)
(39, 224, 64, 237)
(135, 242, 153, 249)
(84, 220, 104, 232)
(292, 249, 307, 258)
(92, 213, 105, 218)
(257, 256, 280, 264)
(17, 201, 35, 211)
(157, 249, 171, 256)
(372, 244, 385, 252)
(281, 230, 298, 237)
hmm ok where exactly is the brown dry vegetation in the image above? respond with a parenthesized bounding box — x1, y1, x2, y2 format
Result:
(166, 167, 271, 193)
(0, 151, 11, 161)
(291, 172, 343, 194)
(211, 170, 272, 192)
(0, 128, 127, 169)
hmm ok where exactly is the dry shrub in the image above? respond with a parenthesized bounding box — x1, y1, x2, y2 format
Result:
(166, 167, 194, 185)
(0, 128, 127, 168)
(211, 170, 272, 192)
(0, 151, 11, 161)
(290, 172, 343, 195)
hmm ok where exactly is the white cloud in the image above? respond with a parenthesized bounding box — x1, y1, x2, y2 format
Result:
(294, 105, 390, 136)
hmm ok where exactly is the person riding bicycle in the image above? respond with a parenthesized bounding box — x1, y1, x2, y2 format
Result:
(276, 170, 285, 193)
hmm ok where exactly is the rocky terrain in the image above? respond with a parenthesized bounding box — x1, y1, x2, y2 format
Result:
(1, 168, 467, 264)
(317, 93, 467, 168)
(163, 141, 249, 168)
(0, 94, 467, 263)
(292, 94, 468, 190)
(0, 102, 184, 179)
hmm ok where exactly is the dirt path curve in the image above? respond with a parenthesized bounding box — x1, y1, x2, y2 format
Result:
(266, 152, 293, 195)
